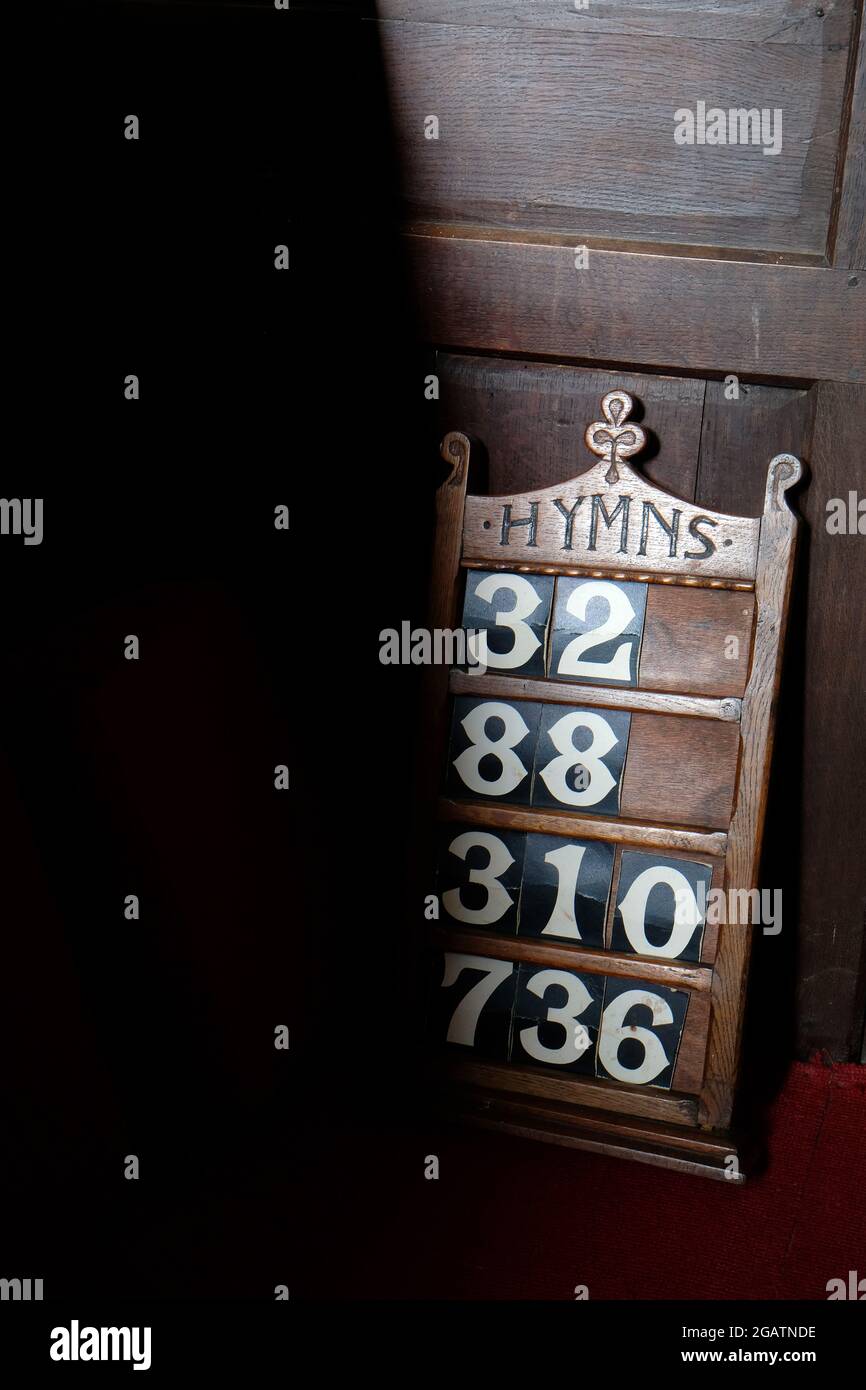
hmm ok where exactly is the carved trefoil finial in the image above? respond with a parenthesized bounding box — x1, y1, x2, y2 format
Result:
(584, 390, 646, 485)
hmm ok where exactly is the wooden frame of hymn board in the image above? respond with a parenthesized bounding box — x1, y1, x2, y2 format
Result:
(421, 389, 804, 1182)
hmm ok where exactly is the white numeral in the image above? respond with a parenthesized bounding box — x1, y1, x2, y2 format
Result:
(473, 573, 545, 670)
(539, 710, 619, 807)
(541, 843, 588, 938)
(598, 989, 672, 1085)
(618, 865, 702, 958)
(443, 831, 515, 926)
(518, 969, 594, 1065)
(442, 954, 514, 1046)
(556, 581, 637, 683)
(453, 701, 530, 797)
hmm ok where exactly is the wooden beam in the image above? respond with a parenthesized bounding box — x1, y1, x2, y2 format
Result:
(406, 229, 865, 384)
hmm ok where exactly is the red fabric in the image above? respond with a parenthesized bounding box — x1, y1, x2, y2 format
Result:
(302, 1060, 866, 1299)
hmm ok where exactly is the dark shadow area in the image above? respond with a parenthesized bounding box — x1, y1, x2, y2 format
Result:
(2, 0, 439, 1298)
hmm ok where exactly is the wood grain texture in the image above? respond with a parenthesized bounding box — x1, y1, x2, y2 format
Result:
(435, 354, 705, 498)
(462, 457, 761, 580)
(439, 1085, 744, 1180)
(379, 16, 853, 253)
(441, 1089, 732, 1165)
(438, 797, 729, 857)
(463, 558, 755, 591)
(702, 456, 802, 1128)
(373, 1, 850, 45)
(420, 432, 471, 811)
(407, 232, 866, 384)
(447, 1105, 741, 1180)
(792, 384, 866, 1058)
(696, 382, 813, 518)
(699, 381, 866, 1060)
(450, 670, 742, 722)
(438, 1055, 699, 1125)
(831, 25, 865, 268)
(672, 988, 712, 1095)
(639, 587, 756, 697)
(621, 713, 740, 830)
(432, 925, 713, 992)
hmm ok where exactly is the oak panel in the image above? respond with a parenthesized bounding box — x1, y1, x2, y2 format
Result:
(639, 586, 756, 697)
(380, 17, 853, 253)
(435, 354, 705, 499)
(621, 713, 740, 830)
(406, 232, 866, 383)
(374, 2, 850, 45)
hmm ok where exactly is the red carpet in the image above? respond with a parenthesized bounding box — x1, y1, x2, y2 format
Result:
(302, 1059, 866, 1299)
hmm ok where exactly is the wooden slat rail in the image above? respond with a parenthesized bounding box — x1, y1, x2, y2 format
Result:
(438, 797, 729, 858)
(450, 670, 741, 723)
(438, 1057, 699, 1127)
(432, 926, 713, 993)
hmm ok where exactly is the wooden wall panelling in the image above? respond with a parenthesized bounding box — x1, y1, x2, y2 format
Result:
(698, 379, 866, 1061)
(374, 2, 848, 45)
(696, 382, 813, 517)
(830, 15, 864, 269)
(792, 383, 866, 1058)
(376, 5, 855, 253)
(434, 355, 705, 498)
(421, 431, 472, 812)
(407, 235, 865, 384)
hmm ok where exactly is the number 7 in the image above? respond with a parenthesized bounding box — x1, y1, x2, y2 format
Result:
(442, 954, 514, 1046)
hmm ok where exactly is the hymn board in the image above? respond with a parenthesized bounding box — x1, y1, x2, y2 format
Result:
(423, 391, 802, 1181)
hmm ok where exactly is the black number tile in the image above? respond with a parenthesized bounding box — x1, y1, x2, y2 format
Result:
(610, 852, 713, 962)
(445, 696, 542, 805)
(437, 824, 526, 934)
(517, 833, 614, 948)
(460, 570, 555, 676)
(430, 951, 517, 1061)
(549, 578, 647, 687)
(510, 964, 604, 1074)
(531, 705, 630, 816)
(596, 975, 689, 1089)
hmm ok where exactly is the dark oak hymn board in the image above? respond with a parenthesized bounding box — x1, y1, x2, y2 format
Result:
(422, 390, 803, 1181)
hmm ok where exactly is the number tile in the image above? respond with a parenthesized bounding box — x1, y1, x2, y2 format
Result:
(445, 696, 542, 804)
(431, 951, 517, 1062)
(510, 964, 603, 1074)
(549, 577, 647, 687)
(461, 570, 554, 676)
(610, 851, 713, 962)
(531, 704, 630, 816)
(517, 833, 614, 948)
(437, 824, 526, 934)
(596, 975, 689, 1089)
